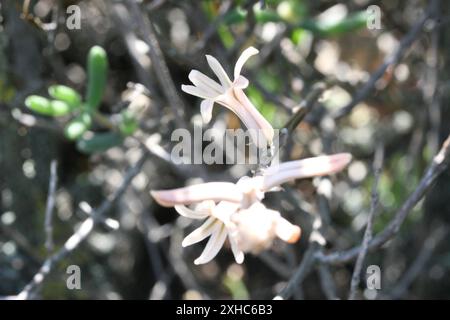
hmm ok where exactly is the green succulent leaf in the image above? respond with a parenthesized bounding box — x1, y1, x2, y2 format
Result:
(25, 95, 72, 117)
(118, 110, 138, 136)
(301, 11, 369, 37)
(76, 132, 123, 154)
(25, 95, 52, 115)
(64, 113, 92, 140)
(49, 100, 72, 116)
(223, 7, 282, 25)
(48, 85, 82, 109)
(85, 46, 108, 112)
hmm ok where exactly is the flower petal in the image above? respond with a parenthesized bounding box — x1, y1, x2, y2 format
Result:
(211, 200, 240, 225)
(262, 153, 352, 190)
(200, 99, 214, 123)
(175, 205, 210, 220)
(233, 89, 274, 146)
(150, 182, 244, 207)
(194, 223, 228, 265)
(233, 75, 249, 89)
(195, 200, 216, 212)
(182, 217, 218, 247)
(188, 70, 224, 96)
(206, 55, 232, 88)
(217, 93, 268, 148)
(181, 84, 217, 100)
(275, 217, 301, 243)
(228, 231, 244, 264)
(233, 46, 259, 80)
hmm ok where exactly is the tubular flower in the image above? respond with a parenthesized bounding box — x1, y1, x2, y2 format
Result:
(181, 47, 274, 148)
(150, 153, 352, 265)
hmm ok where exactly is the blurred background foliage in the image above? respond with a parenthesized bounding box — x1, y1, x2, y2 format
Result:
(0, 0, 450, 299)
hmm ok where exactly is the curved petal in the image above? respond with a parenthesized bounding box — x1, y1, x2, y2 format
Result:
(182, 217, 218, 247)
(234, 46, 259, 80)
(216, 94, 267, 149)
(181, 84, 217, 100)
(194, 223, 228, 265)
(188, 70, 224, 96)
(265, 153, 352, 176)
(150, 182, 243, 207)
(206, 55, 232, 89)
(233, 75, 249, 89)
(200, 99, 214, 123)
(233, 89, 274, 146)
(175, 205, 210, 220)
(262, 153, 352, 190)
(228, 231, 244, 264)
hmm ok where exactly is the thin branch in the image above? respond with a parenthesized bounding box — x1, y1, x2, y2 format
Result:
(258, 252, 293, 279)
(129, 185, 170, 299)
(169, 218, 211, 299)
(0, 223, 43, 266)
(318, 264, 338, 300)
(192, 0, 233, 52)
(283, 82, 330, 134)
(268, 81, 330, 165)
(127, 0, 186, 128)
(332, 3, 434, 119)
(15, 153, 148, 299)
(348, 145, 383, 300)
(44, 160, 58, 253)
(317, 133, 450, 265)
(389, 226, 447, 299)
(111, 3, 159, 96)
(425, 0, 441, 155)
(274, 174, 334, 300)
(274, 243, 318, 300)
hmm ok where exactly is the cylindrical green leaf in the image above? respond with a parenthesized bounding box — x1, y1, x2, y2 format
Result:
(25, 95, 72, 117)
(118, 110, 138, 136)
(303, 11, 369, 37)
(25, 95, 52, 115)
(223, 7, 283, 25)
(64, 113, 92, 140)
(76, 132, 123, 154)
(48, 85, 81, 109)
(255, 10, 283, 23)
(49, 100, 72, 116)
(86, 46, 108, 111)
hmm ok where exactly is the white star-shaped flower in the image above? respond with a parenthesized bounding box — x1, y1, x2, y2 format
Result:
(181, 47, 274, 148)
(151, 153, 352, 264)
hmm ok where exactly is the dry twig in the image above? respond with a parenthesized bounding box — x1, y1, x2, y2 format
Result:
(12, 154, 148, 299)
(348, 145, 383, 299)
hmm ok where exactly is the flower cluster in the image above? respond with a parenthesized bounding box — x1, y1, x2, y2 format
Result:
(181, 47, 274, 148)
(151, 48, 351, 265)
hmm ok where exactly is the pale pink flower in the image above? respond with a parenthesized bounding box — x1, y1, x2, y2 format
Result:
(181, 47, 274, 148)
(150, 153, 351, 264)
(231, 202, 301, 254)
